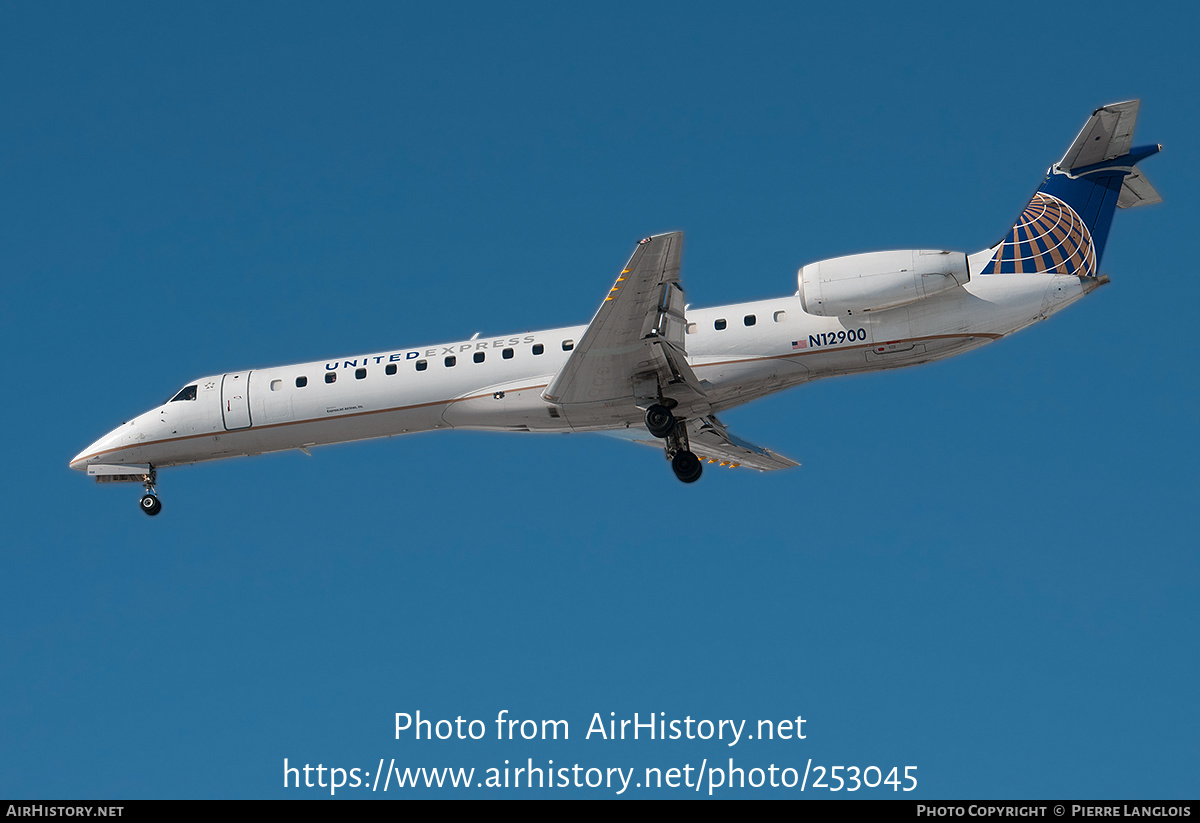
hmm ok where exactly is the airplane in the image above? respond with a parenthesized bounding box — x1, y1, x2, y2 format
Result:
(70, 101, 1161, 515)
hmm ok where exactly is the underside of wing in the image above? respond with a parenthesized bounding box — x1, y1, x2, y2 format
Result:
(606, 415, 799, 472)
(543, 232, 707, 425)
(687, 416, 799, 470)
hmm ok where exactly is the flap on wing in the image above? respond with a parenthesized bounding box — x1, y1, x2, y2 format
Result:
(1117, 169, 1162, 208)
(544, 232, 706, 411)
(646, 338, 707, 404)
(1059, 100, 1140, 170)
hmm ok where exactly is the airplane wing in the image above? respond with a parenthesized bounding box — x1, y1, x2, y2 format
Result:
(606, 415, 799, 472)
(686, 416, 799, 470)
(543, 232, 707, 417)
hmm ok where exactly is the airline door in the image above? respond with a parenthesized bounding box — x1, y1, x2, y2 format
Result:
(221, 372, 253, 430)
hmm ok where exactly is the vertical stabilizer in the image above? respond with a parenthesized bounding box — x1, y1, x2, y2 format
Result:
(983, 101, 1160, 276)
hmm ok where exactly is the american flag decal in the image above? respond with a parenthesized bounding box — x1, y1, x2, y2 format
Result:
(792, 340, 807, 350)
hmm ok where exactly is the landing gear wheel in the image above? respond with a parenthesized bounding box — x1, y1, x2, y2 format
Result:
(671, 450, 703, 484)
(140, 494, 162, 516)
(645, 404, 677, 438)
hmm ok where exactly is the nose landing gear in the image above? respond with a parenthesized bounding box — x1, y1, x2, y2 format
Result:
(139, 471, 161, 516)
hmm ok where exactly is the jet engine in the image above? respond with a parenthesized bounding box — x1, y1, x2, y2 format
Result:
(798, 249, 970, 317)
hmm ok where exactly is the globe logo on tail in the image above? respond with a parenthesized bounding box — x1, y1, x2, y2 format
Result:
(982, 192, 1096, 277)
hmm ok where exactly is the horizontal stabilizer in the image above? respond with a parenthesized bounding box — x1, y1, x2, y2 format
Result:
(1059, 100, 1140, 170)
(1117, 169, 1162, 208)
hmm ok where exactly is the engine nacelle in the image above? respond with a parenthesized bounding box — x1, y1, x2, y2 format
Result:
(799, 249, 970, 317)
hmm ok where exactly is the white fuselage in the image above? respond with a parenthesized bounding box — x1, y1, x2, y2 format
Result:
(69, 248, 1095, 473)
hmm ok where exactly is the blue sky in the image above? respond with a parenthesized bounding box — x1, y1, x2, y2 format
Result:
(2, 1, 1197, 799)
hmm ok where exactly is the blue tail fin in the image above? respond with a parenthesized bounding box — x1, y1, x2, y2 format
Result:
(983, 101, 1160, 276)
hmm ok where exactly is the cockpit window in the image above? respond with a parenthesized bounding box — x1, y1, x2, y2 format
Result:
(169, 385, 197, 402)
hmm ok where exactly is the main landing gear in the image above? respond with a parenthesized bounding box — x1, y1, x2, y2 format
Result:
(671, 450, 703, 484)
(139, 471, 162, 516)
(645, 403, 703, 484)
(645, 403, 676, 438)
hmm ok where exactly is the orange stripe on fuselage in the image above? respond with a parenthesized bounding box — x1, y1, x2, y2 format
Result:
(76, 332, 1002, 463)
(75, 383, 551, 463)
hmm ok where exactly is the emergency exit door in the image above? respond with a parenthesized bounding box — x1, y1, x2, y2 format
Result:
(221, 371, 253, 430)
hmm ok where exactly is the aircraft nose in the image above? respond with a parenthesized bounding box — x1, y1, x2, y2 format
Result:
(69, 436, 107, 471)
(69, 422, 131, 471)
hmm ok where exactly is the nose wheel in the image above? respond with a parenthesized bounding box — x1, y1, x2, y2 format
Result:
(139, 471, 161, 516)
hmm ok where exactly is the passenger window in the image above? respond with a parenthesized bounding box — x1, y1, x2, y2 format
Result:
(296, 376, 308, 388)
(270, 379, 282, 391)
(169, 385, 197, 402)
(445, 356, 456, 367)
(502, 348, 514, 359)
(325, 372, 337, 384)
(744, 314, 756, 326)
(686, 323, 697, 334)
(774, 310, 786, 322)
(715, 319, 727, 330)
(562, 340, 574, 351)
(355, 368, 367, 379)
(533, 344, 544, 355)
(385, 363, 397, 375)
(474, 352, 485, 363)
(416, 360, 428, 371)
